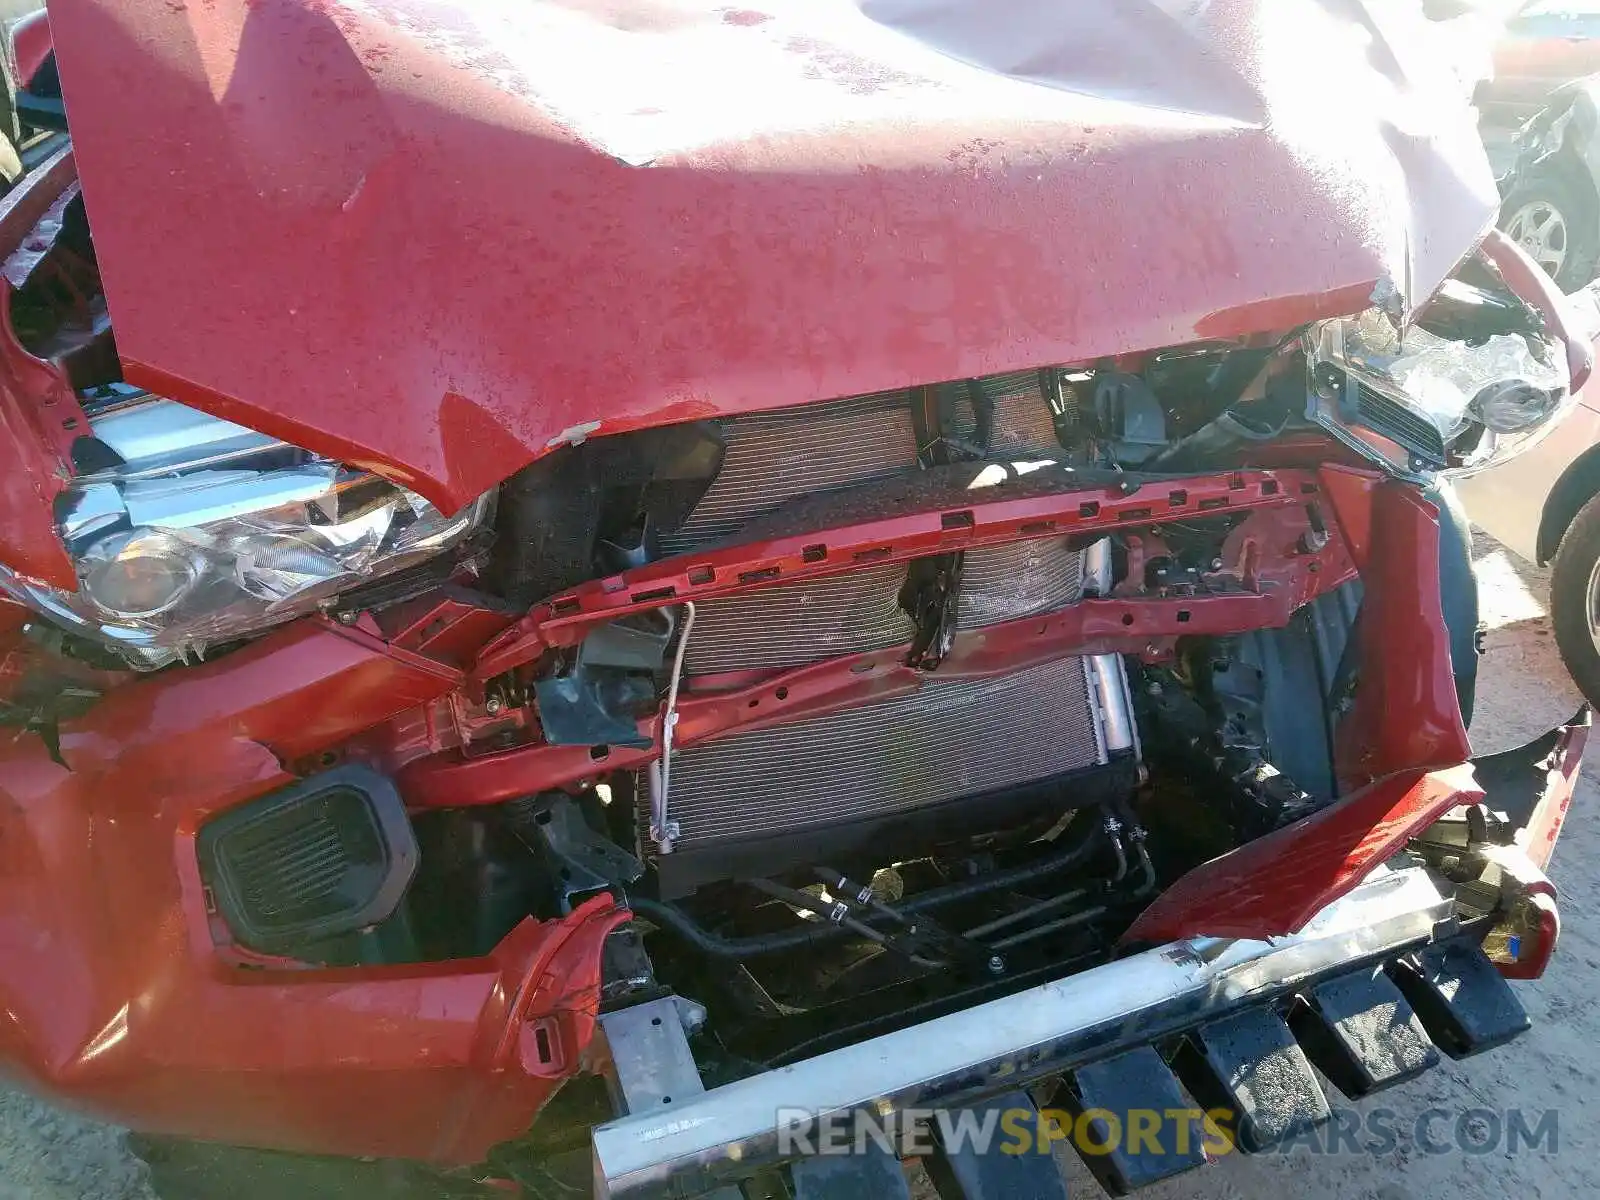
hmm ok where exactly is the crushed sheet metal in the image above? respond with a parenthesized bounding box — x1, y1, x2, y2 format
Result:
(50, 0, 1499, 511)
(2, 182, 81, 289)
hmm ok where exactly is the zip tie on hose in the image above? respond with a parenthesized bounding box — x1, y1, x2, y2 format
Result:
(628, 812, 1115, 959)
(747, 878, 948, 970)
(649, 601, 696, 854)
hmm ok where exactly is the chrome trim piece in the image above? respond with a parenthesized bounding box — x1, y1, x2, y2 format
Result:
(593, 866, 1453, 1199)
(73, 396, 325, 532)
(120, 465, 339, 529)
(57, 480, 125, 543)
(87, 395, 280, 473)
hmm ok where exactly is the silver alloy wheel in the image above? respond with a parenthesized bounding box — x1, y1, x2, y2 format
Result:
(1587, 553, 1600, 655)
(1506, 199, 1571, 281)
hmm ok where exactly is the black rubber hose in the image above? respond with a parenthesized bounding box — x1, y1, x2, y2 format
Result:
(627, 895, 848, 957)
(898, 819, 1106, 913)
(627, 816, 1109, 958)
(745, 878, 946, 969)
(812, 866, 914, 927)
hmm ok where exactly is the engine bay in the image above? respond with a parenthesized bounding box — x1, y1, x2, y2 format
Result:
(433, 368, 1374, 1072)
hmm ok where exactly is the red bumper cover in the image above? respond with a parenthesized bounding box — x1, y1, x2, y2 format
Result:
(0, 621, 625, 1162)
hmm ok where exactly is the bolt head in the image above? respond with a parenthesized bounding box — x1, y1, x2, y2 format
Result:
(987, 955, 1006, 975)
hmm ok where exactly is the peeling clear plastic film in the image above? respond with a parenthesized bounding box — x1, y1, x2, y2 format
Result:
(0, 388, 491, 666)
(1307, 304, 1571, 476)
(1330, 309, 1567, 436)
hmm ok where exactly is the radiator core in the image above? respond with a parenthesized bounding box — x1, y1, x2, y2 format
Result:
(664, 657, 1106, 852)
(643, 375, 1122, 867)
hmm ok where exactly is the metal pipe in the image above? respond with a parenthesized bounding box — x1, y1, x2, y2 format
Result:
(989, 904, 1106, 950)
(961, 887, 1089, 940)
(649, 601, 696, 854)
(1081, 537, 1113, 597)
(961, 820, 1136, 943)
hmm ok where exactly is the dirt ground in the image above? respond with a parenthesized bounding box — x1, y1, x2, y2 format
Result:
(1, 531, 1596, 1199)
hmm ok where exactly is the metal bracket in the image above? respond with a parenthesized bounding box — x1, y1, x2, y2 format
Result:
(512, 794, 644, 913)
(533, 612, 677, 749)
(899, 553, 964, 672)
(600, 997, 707, 1117)
(599, 996, 740, 1200)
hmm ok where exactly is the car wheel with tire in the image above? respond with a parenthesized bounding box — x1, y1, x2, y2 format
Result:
(1501, 163, 1600, 291)
(1548, 490, 1600, 709)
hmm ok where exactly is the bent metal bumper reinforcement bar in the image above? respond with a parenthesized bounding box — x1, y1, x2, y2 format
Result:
(593, 865, 1454, 1199)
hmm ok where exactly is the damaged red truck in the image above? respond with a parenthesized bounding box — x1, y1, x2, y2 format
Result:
(0, 2, 1594, 1197)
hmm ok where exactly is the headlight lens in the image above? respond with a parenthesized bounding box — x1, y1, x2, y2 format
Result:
(79, 529, 204, 618)
(1305, 307, 1569, 475)
(0, 389, 490, 667)
(1470, 378, 1562, 433)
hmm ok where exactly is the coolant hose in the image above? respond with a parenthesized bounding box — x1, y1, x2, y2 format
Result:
(626, 895, 852, 956)
(745, 878, 947, 969)
(626, 818, 1108, 958)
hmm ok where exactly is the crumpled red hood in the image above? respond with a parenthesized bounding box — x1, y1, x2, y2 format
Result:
(49, 0, 1497, 512)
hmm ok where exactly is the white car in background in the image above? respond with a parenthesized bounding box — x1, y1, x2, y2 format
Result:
(1457, 283, 1600, 701)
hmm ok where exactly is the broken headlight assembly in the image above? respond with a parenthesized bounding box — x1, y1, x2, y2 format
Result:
(1304, 305, 1571, 477)
(0, 387, 491, 667)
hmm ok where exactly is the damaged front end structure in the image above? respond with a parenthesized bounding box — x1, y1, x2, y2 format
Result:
(0, 1, 1592, 1197)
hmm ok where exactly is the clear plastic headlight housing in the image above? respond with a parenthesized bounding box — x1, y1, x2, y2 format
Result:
(1305, 306, 1570, 477)
(0, 387, 490, 667)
